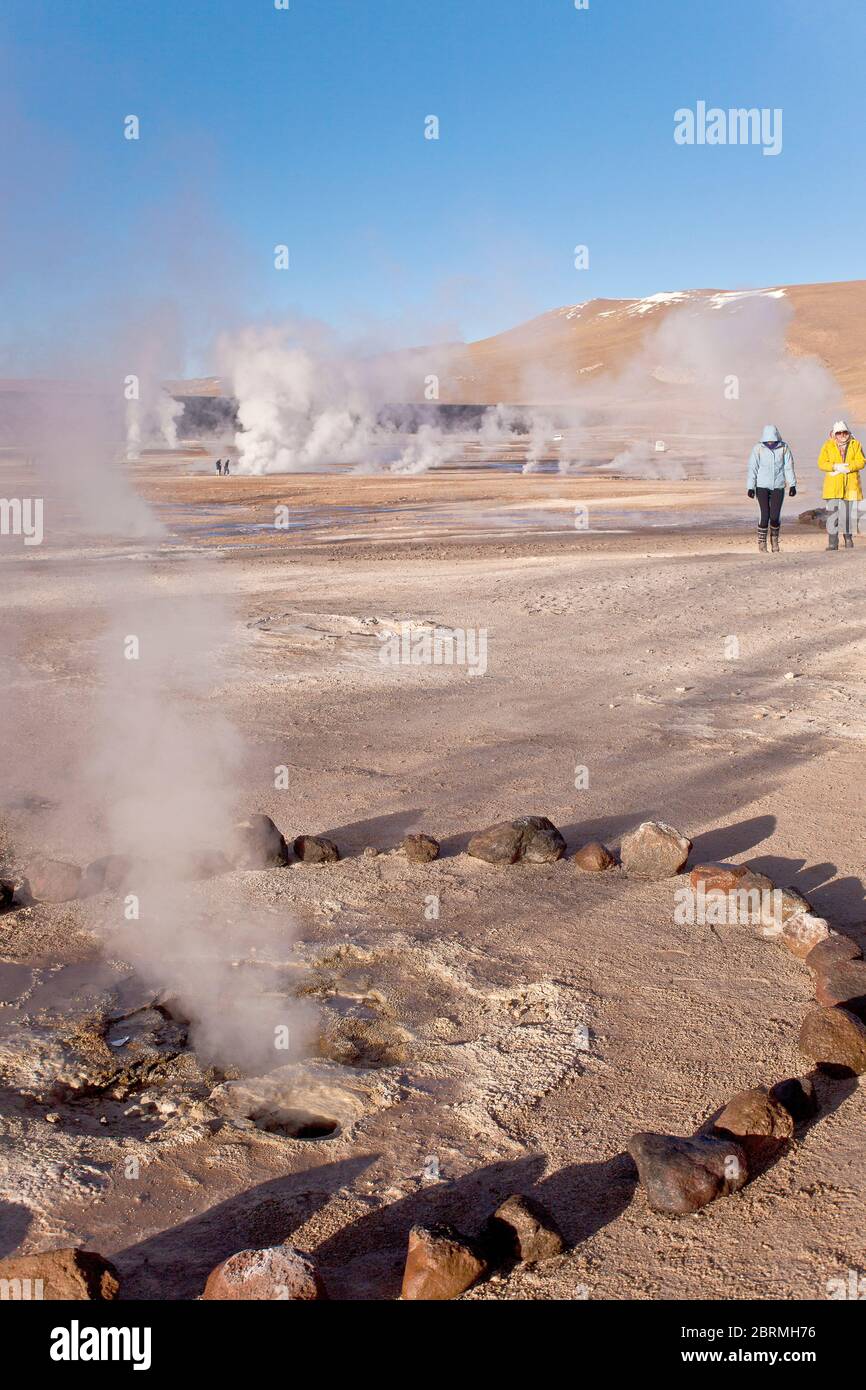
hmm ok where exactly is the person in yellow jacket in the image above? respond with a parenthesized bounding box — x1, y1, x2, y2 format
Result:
(818, 420, 865, 551)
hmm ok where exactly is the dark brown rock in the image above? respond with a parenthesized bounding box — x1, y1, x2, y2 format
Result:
(573, 841, 615, 872)
(400, 1224, 487, 1300)
(627, 1131, 748, 1214)
(806, 934, 862, 974)
(23, 857, 82, 903)
(799, 1006, 866, 1075)
(481, 1194, 565, 1265)
(769, 1076, 819, 1124)
(814, 959, 866, 1017)
(293, 835, 340, 864)
(620, 822, 691, 879)
(0, 880, 15, 910)
(467, 816, 565, 865)
(713, 1087, 794, 1168)
(468, 822, 522, 863)
(232, 814, 289, 869)
(0, 1248, 119, 1300)
(402, 834, 440, 863)
(202, 1246, 326, 1300)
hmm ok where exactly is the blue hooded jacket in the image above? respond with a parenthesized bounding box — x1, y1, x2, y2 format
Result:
(747, 425, 797, 490)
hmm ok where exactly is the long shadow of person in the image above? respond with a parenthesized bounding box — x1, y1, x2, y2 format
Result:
(688, 815, 777, 864)
(0, 1200, 34, 1258)
(313, 1150, 636, 1299)
(112, 1153, 377, 1299)
(747, 853, 866, 928)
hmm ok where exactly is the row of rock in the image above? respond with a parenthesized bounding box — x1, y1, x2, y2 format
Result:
(0, 1193, 565, 1302)
(4, 820, 448, 906)
(4, 813, 695, 908)
(465, 815, 692, 878)
(627, 857, 866, 1216)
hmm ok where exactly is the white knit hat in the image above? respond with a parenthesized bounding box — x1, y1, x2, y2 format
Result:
(832, 419, 850, 433)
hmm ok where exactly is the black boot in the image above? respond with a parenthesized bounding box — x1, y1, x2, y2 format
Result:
(770, 525, 780, 553)
(758, 526, 768, 552)
(844, 533, 854, 549)
(826, 531, 839, 551)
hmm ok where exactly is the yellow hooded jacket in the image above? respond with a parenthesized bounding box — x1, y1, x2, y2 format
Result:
(819, 436, 865, 501)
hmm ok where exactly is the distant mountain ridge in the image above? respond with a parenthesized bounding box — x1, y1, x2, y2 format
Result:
(437, 280, 866, 413)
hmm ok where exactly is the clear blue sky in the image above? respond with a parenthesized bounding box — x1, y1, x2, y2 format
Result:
(1, 0, 863, 371)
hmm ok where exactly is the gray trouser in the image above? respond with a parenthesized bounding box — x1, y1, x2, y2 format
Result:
(828, 499, 859, 536)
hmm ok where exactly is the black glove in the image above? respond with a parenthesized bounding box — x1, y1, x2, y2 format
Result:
(789, 486, 797, 497)
(747, 489, 755, 499)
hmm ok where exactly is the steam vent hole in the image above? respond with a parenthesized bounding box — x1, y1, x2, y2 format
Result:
(249, 1105, 340, 1140)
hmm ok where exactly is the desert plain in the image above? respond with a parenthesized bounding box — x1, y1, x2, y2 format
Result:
(2, 450, 866, 1301)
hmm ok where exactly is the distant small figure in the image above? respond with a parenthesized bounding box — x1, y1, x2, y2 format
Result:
(215, 459, 222, 475)
(223, 458, 230, 476)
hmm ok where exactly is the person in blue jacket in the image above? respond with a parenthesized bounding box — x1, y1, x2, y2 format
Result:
(746, 424, 797, 553)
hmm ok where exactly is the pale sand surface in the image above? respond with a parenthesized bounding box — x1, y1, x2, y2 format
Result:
(2, 464, 865, 1300)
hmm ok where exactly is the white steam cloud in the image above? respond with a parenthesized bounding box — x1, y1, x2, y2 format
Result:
(215, 293, 846, 482)
(0, 381, 314, 1076)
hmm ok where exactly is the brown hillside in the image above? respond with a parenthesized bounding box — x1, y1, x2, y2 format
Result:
(438, 280, 866, 415)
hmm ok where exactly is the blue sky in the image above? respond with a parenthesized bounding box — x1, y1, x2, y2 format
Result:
(1, 0, 863, 370)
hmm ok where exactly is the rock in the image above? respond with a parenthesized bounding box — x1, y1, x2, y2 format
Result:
(806, 934, 862, 974)
(80, 854, 134, 896)
(690, 868, 778, 929)
(688, 862, 752, 893)
(688, 863, 777, 900)
(813, 959, 866, 1017)
(573, 841, 615, 872)
(799, 1006, 866, 1075)
(468, 822, 522, 863)
(363, 846, 379, 858)
(798, 506, 832, 529)
(293, 835, 340, 864)
(713, 1087, 794, 1168)
(232, 814, 289, 869)
(480, 1194, 565, 1265)
(467, 816, 565, 865)
(769, 1076, 819, 1124)
(402, 834, 440, 863)
(776, 885, 813, 921)
(774, 911, 831, 960)
(0, 880, 15, 910)
(400, 1224, 487, 1300)
(202, 1245, 327, 1300)
(627, 1132, 748, 1214)
(23, 857, 82, 903)
(0, 1248, 119, 1300)
(620, 822, 692, 880)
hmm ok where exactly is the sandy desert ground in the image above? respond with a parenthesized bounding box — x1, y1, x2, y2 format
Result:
(2, 459, 866, 1301)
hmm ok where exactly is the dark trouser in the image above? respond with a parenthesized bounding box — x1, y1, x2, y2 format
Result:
(756, 487, 784, 528)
